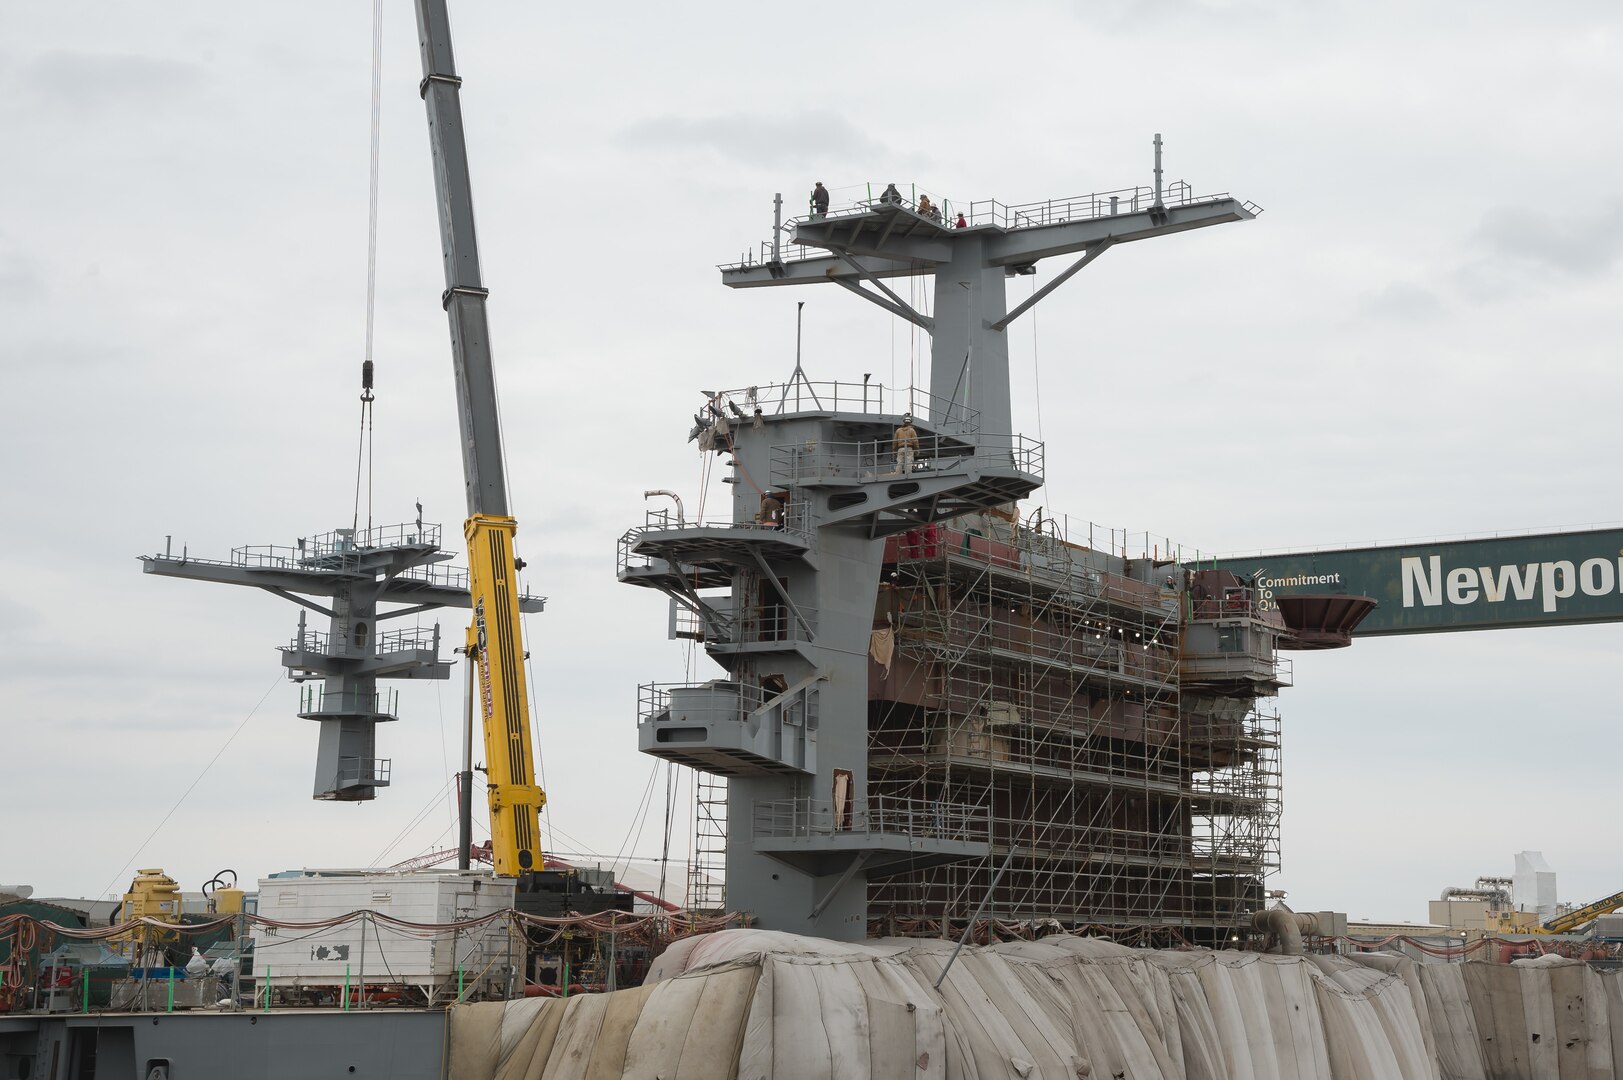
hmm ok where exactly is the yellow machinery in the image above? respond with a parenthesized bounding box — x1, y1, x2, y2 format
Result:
(202, 869, 245, 915)
(1541, 889, 1623, 935)
(1484, 909, 1542, 934)
(413, 0, 544, 877)
(118, 869, 182, 924)
(112, 869, 183, 954)
(463, 516, 545, 875)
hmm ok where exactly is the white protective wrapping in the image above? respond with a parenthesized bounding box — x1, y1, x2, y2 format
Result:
(448, 930, 1623, 1079)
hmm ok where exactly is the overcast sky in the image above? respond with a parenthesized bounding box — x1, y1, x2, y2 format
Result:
(3, 1, 1620, 926)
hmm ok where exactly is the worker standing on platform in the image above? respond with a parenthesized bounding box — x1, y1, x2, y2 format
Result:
(757, 491, 785, 527)
(811, 181, 830, 218)
(892, 414, 920, 475)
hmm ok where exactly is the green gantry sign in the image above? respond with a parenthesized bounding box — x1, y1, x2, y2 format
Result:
(1206, 528, 1623, 636)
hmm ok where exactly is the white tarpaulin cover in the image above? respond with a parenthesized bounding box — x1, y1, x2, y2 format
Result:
(448, 930, 1623, 1079)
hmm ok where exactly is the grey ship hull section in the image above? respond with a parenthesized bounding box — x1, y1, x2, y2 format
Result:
(1, 1009, 446, 1079)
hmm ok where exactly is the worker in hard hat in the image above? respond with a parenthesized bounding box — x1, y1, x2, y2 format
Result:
(757, 491, 785, 528)
(892, 415, 920, 475)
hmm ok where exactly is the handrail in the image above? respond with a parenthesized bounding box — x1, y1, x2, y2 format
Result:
(721, 180, 1250, 270)
(282, 626, 440, 657)
(618, 502, 813, 576)
(393, 563, 545, 607)
(769, 433, 1044, 487)
(236, 522, 441, 568)
(697, 380, 980, 430)
(299, 685, 400, 718)
(752, 795, 989, 844)
(337, 757, 392, 786)
(307, 522, 440, 552)
(637, 680, 768, 725)
(633, 501, 812, 537)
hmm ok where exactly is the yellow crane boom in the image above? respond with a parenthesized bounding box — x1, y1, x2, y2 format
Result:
(414, 0, 543, 877)
(1542, 889, 1623, 935)
(466, 516, 544, 874)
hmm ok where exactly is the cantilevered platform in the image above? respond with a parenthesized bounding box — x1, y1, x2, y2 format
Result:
(724, 192, 1256, 288)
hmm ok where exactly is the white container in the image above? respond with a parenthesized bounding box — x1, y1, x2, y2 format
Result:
(251, 869, 516, 999)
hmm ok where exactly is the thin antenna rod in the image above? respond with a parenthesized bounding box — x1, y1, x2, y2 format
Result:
(772, 192, 783, 265)
(794, 301, 804, 410)
(779, 301, 823, 411)
(1153, 132, 1164, 207)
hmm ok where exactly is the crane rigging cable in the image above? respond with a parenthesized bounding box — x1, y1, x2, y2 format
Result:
(368, 773, 461, 869)
(350, 368, 375, 538)
(352, 0, 383, 537)
(363, 0, 383, 375)
(610, 759, 663, 880)
(433, 667, 457, 835)
(520, 606, 551, 848)
(94, 674, 284, 904)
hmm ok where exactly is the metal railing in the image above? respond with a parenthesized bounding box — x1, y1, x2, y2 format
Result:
(618, 502, 813, 576)
(894, 521, 1111, 602)
(792, 181, 959, 224)
(637, 680, 768, 726)
(737, 603, 817, 645)
(752, 795, 989, 845)
(974, 180, 1204, 230)
(306, 522, 440, 552)
(375, 626, 440, 655)
(1189, 589, 1264, 621)
(769, 433, 1043, 487)
(699, 381, 980, 434)
(298, 685, 400, 719)
(230, 544, 337, 570)
(617, 529, 653, 577)
(337, 757, 392, 786)
(282, 630, 333, 655)
(234, 522, 441, 569)
(392, 563, 546, 608)
(160, 531, 538, 607)
(281, 626, 440, 658)
(394, 563, 466, 589)
(721, 180, 1252, 270)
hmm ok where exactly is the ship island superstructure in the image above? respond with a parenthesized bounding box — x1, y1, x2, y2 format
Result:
(619, 170, 1287, 944)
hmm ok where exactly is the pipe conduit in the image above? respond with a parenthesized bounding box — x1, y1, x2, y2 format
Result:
(1252, 904, 1319, 955)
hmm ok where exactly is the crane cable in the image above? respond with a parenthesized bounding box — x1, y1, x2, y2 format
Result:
(351, 0, 384, 539)
(350, 383, 375, 539)
(609, 760, 663, 878)
(368, 774, 461, 868)
(94, 674, 284, 904)
(522, 614, 552, 850)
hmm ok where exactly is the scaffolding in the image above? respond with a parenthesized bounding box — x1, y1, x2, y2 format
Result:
(689, 772, 728, 912)
(865, 512, 1282, 945)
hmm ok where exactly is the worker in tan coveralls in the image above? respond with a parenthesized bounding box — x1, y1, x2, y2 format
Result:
(892, 415, 920, 475)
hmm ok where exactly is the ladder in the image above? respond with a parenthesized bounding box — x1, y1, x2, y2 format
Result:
(689, 771, 728, 911)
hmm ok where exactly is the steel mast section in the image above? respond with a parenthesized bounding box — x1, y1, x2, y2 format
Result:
(413, 0, 543, 877)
